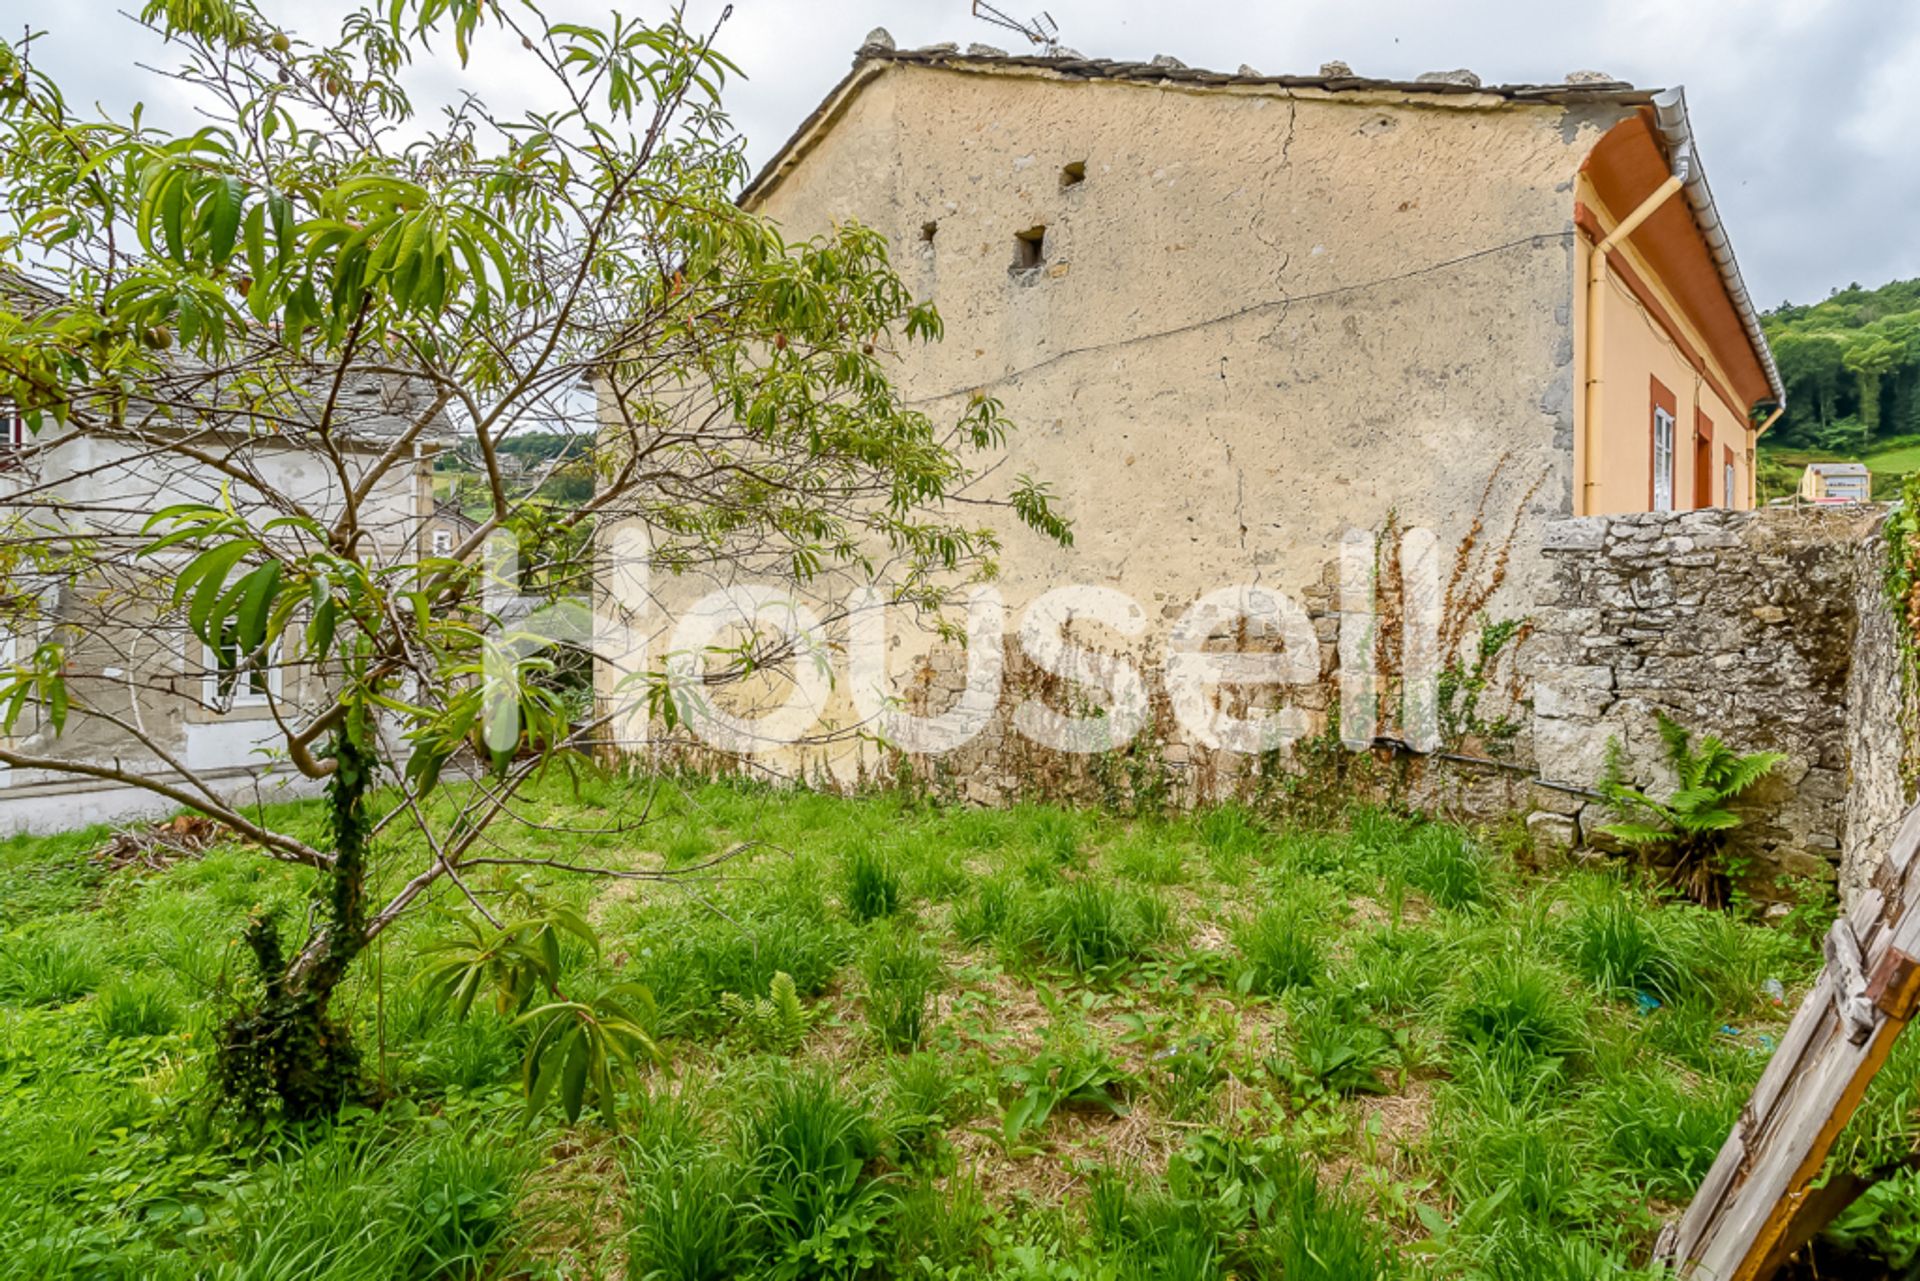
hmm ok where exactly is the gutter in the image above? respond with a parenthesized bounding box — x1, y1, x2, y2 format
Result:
(1648, 87, 1787, 408)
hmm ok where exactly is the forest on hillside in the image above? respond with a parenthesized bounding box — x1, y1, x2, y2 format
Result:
(1761, 277, 1920, 453)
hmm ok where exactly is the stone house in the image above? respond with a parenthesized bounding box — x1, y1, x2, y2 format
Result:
(0, 372, 452, 835)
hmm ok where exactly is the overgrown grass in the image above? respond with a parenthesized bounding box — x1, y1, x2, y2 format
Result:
(0, 774, 1896, 1279)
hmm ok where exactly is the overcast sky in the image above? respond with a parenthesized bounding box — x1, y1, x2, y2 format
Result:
(23, 0, 1920, 305)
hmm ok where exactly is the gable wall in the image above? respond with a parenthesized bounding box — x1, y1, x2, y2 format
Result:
(757, 69, 1625, 606)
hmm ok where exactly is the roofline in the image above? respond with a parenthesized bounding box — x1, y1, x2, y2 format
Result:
(737, 47, 1784, 410)
(741, 45, 1661, 209)
(1647, 87, 1786, 407)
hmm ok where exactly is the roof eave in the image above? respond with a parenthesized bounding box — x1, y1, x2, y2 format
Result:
(1648, 86, 1786, 408)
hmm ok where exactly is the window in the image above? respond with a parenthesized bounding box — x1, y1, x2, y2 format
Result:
(0, 402, 26, 469)
(1725, 446, 1737, 509)
(203, 638, 280, 709)
(431, 529, 454, 556)
(1652, 407, 1675, 512)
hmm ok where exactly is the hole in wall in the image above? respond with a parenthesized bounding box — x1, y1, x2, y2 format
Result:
(920, 220, 938, 243)
(1011, 225, 1047, 273)
(1060, 160, 1086, 189)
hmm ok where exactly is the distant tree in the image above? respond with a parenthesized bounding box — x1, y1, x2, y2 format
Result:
(1762, 278, 1920, 451)
(1845, 335, 1901, 433)
(0, 0, 1064, 1121)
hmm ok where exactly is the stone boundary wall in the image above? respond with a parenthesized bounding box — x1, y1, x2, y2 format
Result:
(1525, 505, 1906, 899)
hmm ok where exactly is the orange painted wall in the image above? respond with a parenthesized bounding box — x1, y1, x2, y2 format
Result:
(1573, 175, 1758, 516)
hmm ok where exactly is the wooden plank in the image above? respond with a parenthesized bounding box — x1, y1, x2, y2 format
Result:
(1662, 797, 1920, 1279)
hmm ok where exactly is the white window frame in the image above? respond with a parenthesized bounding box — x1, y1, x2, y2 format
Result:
(203, 638, 283, 710)
(1724, 458, 1736, 509)
(0, 402, 26, 464)
(1652, 407, 1676, 513)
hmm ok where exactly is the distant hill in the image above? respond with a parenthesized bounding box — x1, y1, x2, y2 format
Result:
(1758, 278, 1920, 499)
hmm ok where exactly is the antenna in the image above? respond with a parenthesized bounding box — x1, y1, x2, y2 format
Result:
(971, 2, 1061, 54)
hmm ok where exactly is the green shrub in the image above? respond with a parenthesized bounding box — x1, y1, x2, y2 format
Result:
(1596, 713, 1784, 906)
(858, 927, 942, 1052)
(842, 847, 902, 923)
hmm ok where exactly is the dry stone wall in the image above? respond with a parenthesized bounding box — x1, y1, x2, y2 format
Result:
(1525, 505, 1904, 899)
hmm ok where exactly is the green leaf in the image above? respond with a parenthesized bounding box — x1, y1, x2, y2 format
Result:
(234, 561, 283, 655)
(559, 1025, 590, 1123)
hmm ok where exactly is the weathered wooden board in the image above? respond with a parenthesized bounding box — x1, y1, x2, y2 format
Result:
(1658, 801, 1920, 1279)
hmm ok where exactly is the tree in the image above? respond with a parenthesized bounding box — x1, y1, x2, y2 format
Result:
(1843, 335, 1901, 434)
(0, 0, 1065, 1120)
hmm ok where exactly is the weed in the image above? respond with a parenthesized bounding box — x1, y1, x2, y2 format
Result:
(1562, 882, 1688, 1002)
(1398, 824, 1499, 910)
(721, 972, 814, 1055)
(885, 1051, 977, 1160)
(0, 929, 103, 1006)
(1232, 904, 1325, 997)
(995, 1025, 1133, 1152)
(858, 927, 942, 1052)
(952, 875, 1023, 948)
(1245, 1145, 1403, 1279)
(625, 1146, 753, 1281)
(739, 1068, 894, 1279)
(1447, 956, 1586, 1072)
(1274, 995, 1398, 1100)
(1110, 829, 1188, 885)
(1340, 922, 1445, 1013)
(842, 847, 903, 923)
(1038, 882, 1167, 974)
(93, 975, 182, 1039)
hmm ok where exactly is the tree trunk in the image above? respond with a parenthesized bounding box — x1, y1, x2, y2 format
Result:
(216, 720, 375, 1121)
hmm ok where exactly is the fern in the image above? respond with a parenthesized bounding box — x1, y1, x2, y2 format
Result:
(720, 971, 814, 1054)
(1596, 714, 1785, 905)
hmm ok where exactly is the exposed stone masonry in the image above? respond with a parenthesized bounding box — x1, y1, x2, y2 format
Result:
(1525, 505, 1901, 898)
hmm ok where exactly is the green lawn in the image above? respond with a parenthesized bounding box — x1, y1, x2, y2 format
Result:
(1, 773, 1915, 1279)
